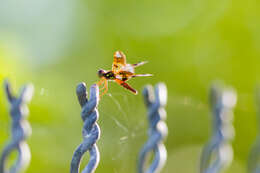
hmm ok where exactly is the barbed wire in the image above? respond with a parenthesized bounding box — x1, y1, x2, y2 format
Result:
(70, 83, 100, 173)
(200, 84, 237, 173)
(138, 83, 168, 173)
(0, 80, 34, 173)
(248, 89, 260, 173)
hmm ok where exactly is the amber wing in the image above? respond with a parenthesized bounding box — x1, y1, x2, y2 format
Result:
(112, 51, 127, 73)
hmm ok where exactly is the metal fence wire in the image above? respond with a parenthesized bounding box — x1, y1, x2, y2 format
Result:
(3, 80, 260, 173)
(138, 83, 168, 173)
(248, 89, 260, 173)
(70, 83, 100, 173)
(200, 84, 237, 173)
(0, 80, 34, 173)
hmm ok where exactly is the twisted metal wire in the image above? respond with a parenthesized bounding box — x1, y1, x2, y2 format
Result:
(200, 84, 237, 173)
(0, 80, 34, 173)
(138, 83, 168, 173)
(70, 83, 100, 173)
(248, 89, 260, 173)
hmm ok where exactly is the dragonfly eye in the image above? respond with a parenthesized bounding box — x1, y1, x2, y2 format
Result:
(98, 69, 105, 78)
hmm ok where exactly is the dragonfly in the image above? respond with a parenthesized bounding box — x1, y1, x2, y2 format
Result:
(97, 51, 152, 97)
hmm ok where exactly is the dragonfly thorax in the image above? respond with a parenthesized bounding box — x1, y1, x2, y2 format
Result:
(98, 69, 116, 80)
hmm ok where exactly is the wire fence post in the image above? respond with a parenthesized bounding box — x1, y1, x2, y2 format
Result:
(200, 84, 237, 173)
(138, 83, 168, 173)
(248, 89, 260, 173)
(0, 80, 34, 173)
(70, 83, 100, 173)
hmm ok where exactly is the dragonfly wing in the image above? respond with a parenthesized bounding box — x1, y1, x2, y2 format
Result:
(112, 51, 127, 73)
(121, 64, 135, 73)
(132, 61, 148, 67)
(115, 79, 138, 95)
(132, 74, 153, 77)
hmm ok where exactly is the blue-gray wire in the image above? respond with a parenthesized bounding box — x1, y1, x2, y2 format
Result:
(138, 83, 168, 173)
(0, 80, 34, 173)
(70, 83, 100, 173)
(248, 90, 260, 173)
(200, 84, 237, 173)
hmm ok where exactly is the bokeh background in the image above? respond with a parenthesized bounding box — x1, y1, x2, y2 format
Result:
(0, 0, 259, 172)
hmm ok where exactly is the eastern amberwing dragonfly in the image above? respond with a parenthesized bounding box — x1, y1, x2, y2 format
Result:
(97, 51, 152, 97)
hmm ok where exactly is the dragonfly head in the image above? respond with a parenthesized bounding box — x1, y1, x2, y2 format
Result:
(98, 69, 106, 78)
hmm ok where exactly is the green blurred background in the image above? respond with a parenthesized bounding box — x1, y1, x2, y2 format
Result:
(0, 0, 259, 172)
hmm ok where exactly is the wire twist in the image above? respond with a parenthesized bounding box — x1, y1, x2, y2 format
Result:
(200, 84, 237, 173)
(70, 83, 100, 173)
(138, 83, 168, 173)
(248, 90, 260, 173)
(0, 80, 34, 173)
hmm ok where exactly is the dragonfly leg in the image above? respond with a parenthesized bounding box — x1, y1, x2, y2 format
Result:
(100, 83, 107, 90)
(99, 80, 108, 98)
(97, 78, 105, 86)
